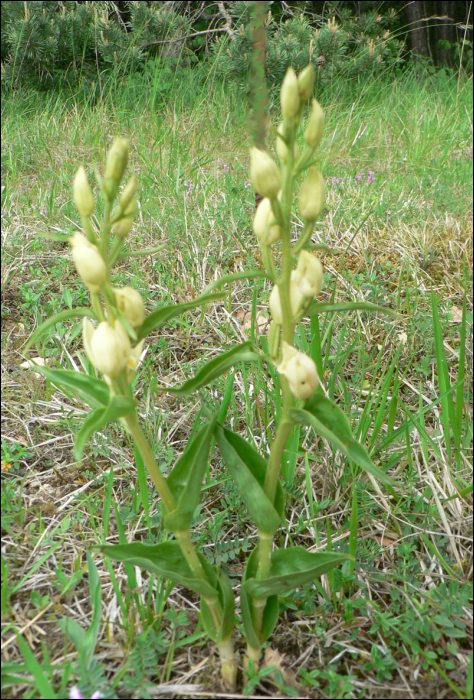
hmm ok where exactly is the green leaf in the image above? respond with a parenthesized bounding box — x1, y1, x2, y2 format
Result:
(202, 270, 269, 295)
(305, 301, 399, 318)
(30, 366, 109, 408)
(240, 548, 278, 648)
(200, 564, 235, 643)
(137, 293, 225, 340)
(291, 395, 392, 485)
(82, 552, 102, 669)
(74, 396, 136, 461)
(25, 308, 97, 352)
(16, 633, 57, 699)
(215, 425, 281, 534)
(243, 546, 351, 597)
(164, 417, 217, 531)
(99, 541, 218, 598)
(157, 342, 261, 396)
(219, 427, 284, 517)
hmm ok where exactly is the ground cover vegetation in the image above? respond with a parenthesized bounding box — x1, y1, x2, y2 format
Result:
(1, 2, 473, 699)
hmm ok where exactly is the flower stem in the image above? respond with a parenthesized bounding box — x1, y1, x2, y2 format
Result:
(249, 119, 298, 663)
(124, 411, 175, 513)
(125, 411, 236, 686)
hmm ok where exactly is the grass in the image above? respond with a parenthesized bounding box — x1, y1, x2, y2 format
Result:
(1, 60, 473, 699)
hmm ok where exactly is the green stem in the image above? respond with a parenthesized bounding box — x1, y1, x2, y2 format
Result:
(81, 215, 98, 244)
(293, 219, 315, 254)
(101, 199, 112, 258)
(249, 118, 298, 660)
(175, 529, 223, 634)
(90, 292, 105, 322)
(124, 412, 228, 645)
(108, 236, 125, 268)
(124, 412, 175, 513)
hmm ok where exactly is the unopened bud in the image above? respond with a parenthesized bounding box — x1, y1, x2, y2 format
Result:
(112, 199, 136, 238)
(114, 286, 145, 327)
(267, 320, 281, 360)
(277, 341, 319, 399)
(119, 174, 137, 211)
(104, 137, 130, 200)
(269, 272, 305, 324)
(88, 319, 131, 378)
(250, 147, 281, 200)
(105, 137, 130, 183)
(253, 197, 281, 245)
(298, 166, 325, 220)
(295, 250, 324, 297)
(276, 122, 297, 164)
(73, 166, 95, 216)
(304, 99, 325, 149)
(280, 67, 300, 117)
(70, 232, 107, 292)
(297, 64, 315, 102)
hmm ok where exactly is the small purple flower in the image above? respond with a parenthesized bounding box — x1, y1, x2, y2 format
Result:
(69, 687, 102, 700)
(223, 164, 229, 172)
(41, 209, 47, 215)
(244, 181, 251, 189)
(184, 179, 194, 195)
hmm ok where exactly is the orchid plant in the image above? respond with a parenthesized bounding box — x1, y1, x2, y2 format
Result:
(28, 64, 394, 690)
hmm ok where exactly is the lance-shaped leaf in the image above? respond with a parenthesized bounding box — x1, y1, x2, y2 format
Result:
(305, 300, 400, 318)
(157, 343, 261, 396)
(164, 416, 217, 531)
(137, 292, 225, 341)
(291, 395, 393, 485)
(30, 366, 109, 407)
(100, 541, 218, 598)
(200, 564, 235, 644)
(202, 269, 269, 295)
(215, 425, 281, 535)
(74, 395, 136, 460)
(25, 307, 97, 352)
(243, 546, 351, 597)
(240, 548, 279, 649)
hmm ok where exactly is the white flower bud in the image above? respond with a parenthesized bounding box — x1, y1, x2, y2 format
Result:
(103, 137, 130, 201)
(112, 199, 136, 238)
(105, 137, 130, 183)
(298, 166, 325, 220)
(297, 64, 315, 102)
(269, 272, 305, 323)
(276, 122, 297, 164)
(295, 250, 324, 297)
(89, 319, 131, 378)
(277, 341, 319, 399)
(82, 317, 95, 365)
(119, 174, 137, 212)
(70, 232, 107, 292)
(269, 284, 283, 324)
(83, 318, 143, 383)
(304, 99, 325, 149)
(73, 166, 95, 216)
(280, 67, 300, 117)
(114, 286, 145, 327)
(250, 147, 281, 200)
(253, 197, 281, 245)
